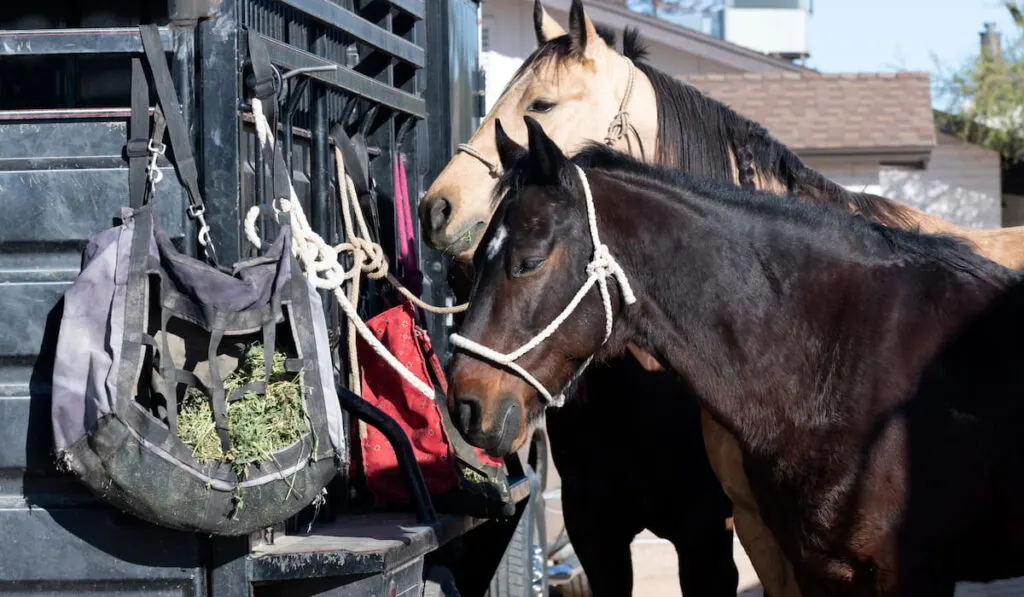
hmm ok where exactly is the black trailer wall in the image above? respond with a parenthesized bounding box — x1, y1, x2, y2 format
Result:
(0, 0, 480, 593)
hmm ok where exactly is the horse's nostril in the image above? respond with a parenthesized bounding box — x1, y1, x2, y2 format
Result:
(454, 395, 481, 434)
(428, 197, 453, 233)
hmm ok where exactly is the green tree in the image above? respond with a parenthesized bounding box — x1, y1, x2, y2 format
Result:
(938, 2, 1024, 163)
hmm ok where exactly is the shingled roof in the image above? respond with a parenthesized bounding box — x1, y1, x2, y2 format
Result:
(678, 72, 937, 159)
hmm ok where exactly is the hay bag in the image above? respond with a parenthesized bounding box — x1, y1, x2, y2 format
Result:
(49, 25, 344, 536)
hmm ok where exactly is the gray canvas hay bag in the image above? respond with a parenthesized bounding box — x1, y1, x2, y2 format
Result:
(50, 25, 345, 536)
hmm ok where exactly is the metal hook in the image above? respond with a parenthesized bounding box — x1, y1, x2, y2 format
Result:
(359, 105, 380, 139)
(281, 64, 339, 80)
(395, 117, 414, 149)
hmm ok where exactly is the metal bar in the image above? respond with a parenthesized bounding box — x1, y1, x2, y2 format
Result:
(387, 0, 427, 20)
(310, 85, 330, 243)
(281, 77, 311, 170)
(207, 536, 252, 597)
(336, 384, 438, 524)
(274, 0, 424, 64)
(197, 0, 243, 265)
(0, 27, 175, 56)
(256, 33, 425, 119)
(0, 108, 136, 120)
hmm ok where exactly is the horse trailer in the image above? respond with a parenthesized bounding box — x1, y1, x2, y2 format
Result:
(0, 1, 549, 595)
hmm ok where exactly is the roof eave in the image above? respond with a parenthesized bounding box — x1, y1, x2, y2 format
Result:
(797, 146, 935, 169)
(533, 0, 809, 73)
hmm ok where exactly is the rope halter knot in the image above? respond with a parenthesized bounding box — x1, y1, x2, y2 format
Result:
(449, 165, 637, 408)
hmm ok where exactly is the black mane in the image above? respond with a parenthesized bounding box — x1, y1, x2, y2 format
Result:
(495, 142, 1014, 288)
(511, 26, 918, 230)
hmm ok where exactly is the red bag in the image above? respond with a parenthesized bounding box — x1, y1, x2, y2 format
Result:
(356, 300, 507, 508)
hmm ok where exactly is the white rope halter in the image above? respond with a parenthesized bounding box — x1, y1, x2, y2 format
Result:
(448, 165, 637, 408)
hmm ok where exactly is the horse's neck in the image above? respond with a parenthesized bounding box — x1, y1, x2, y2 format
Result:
(604, 193, 905, 451)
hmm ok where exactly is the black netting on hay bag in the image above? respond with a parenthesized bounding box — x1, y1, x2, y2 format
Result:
(49, 26, 344, 536)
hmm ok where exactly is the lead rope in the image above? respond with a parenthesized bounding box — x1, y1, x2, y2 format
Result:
(244, 98, 455, 400)
(448, 165, 637, 408)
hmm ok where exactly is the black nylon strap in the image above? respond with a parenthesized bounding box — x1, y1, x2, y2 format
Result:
(246, 30, 278, 115)
(138, 26, 203, 214)
(206, 328, 232, 454)
(246, 31, 292, 205)
(137, 25, 218, 265)
(158, 309, 180, 433)
(128, 57, 151, 209)
(228, 381, 267, 403)
(262, 319, 276, 393)
(114, 208, 157, 419)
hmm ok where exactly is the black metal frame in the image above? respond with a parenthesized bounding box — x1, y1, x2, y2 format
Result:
(0, 0, 540, 594)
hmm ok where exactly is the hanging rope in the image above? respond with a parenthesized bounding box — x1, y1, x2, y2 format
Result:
(244, 97, 456, 401)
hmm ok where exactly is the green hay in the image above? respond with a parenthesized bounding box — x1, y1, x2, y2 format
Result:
(459, 465, 490, 485)
(176, 343, 307, 479)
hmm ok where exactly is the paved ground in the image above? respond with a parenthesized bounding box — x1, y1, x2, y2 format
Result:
(629, 532, 1024, 596)
(543, 460, 1024, 596)
(542, 440, 1024, 596)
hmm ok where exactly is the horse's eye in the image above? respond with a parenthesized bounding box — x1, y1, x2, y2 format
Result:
(526, 99, 556, 114)
(512, 257, 547, 278)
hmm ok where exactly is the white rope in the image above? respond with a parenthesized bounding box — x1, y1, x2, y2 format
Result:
(448, 165, 636, 407)
(245, 97, 440, 401)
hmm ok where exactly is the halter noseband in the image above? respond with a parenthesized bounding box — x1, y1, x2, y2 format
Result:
(455, 59, 644, 178)
(448, 165, 637, 407)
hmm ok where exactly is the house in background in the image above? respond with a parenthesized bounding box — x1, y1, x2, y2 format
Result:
(681, 72, 1003, 229)
(479, 0, 1006, 229)
(480, 0, 808, 113)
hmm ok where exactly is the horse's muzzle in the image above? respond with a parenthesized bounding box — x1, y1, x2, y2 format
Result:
(451, 393, 522, 457)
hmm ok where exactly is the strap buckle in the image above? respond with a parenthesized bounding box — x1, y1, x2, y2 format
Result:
(126, 138, 151, 158)
(251, 75, 279, 101)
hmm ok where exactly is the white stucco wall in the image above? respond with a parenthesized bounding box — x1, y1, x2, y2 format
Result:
(811, 134, 1003, 230)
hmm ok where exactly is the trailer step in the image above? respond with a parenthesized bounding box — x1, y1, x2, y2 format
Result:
(250, 477, 531, 582)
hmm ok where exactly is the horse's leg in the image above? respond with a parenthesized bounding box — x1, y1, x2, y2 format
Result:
(733, 506, 802, 597)
(700, 410, 803, 597)
(561, 496, 636, 597)
(546, 386, 640, 597)
(671, 518, 738, 597)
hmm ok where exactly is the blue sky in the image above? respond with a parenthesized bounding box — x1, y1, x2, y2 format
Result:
(806, 0, 1017, 77)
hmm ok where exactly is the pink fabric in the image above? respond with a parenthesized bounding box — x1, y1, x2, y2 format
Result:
(394, 154, 423, 296)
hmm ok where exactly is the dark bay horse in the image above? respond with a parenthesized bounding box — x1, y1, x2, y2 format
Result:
(450, 116, 1024, 596)
(424, 0, 1024, 593)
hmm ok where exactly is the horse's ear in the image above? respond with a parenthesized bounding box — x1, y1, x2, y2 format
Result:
(568, 0, 602, 59)
(533, 0, 566, 44)
(494, 119, 526, 171)
(524, 116, 568, 184)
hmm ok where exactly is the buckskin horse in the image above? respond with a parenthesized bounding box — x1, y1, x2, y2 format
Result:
(421, 1, 1024, 594)
(449, 116, 1024, 596)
